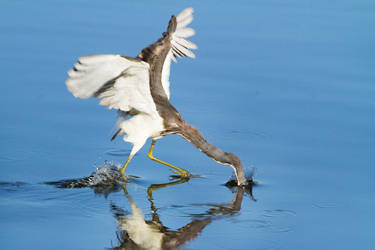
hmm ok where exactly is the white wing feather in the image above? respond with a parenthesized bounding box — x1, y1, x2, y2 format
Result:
(176, 7, 194, 23)
(97, 66, 154, 114)
(161, 7, 198, 100)
(171, 8, 197, 59)
(66, 54, 156, 115)
(67, 54, 132, 98)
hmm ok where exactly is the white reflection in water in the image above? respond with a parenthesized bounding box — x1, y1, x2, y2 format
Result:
(118, 199, 164, 249)
(111, 180, 251, 250)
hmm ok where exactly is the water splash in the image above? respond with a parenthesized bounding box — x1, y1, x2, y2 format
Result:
(92, 161, 123, 186)
(45, 161, 125, 190)
(224, 165, 257, 201)
(225, 165, 257, 187)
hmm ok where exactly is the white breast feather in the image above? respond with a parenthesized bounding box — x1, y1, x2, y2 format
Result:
(119, 113, 164, 153)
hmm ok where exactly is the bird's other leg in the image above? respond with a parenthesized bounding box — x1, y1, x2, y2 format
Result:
(120, 140, 146, 178)
(120, 154, 134, 176)
(147, 139, 191, 177)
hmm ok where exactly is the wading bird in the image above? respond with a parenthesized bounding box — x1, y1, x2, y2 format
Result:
(65, 8, 247, 186)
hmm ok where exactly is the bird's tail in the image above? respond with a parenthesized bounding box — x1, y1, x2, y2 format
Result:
(111, 128, 122, 141)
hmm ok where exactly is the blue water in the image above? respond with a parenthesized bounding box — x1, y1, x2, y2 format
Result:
(1, 1, 374, 249)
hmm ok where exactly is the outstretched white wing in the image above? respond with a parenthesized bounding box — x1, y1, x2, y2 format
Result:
(161, 7, 197, 99)
(66, 54, 156, 114)
(171, 7, 197, 60)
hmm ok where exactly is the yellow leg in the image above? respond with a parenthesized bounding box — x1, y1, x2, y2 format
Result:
(121, 184, 129, 195)
(120, 154, 134, 176)
(147, 140, 191, 177)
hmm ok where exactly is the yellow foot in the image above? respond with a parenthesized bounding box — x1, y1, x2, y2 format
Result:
(120, 172, 128, 181)
(147, 140, 192, 178)
(170, 168, 191, 178)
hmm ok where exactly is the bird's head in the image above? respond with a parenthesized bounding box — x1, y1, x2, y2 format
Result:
(225, 153, 249, 186)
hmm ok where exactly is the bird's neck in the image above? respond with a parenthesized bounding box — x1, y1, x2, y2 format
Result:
(179, 122, 247, 185)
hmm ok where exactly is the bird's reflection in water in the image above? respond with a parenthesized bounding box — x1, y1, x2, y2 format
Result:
(45, 169, 255, 249)
(110, 178, 253, 250)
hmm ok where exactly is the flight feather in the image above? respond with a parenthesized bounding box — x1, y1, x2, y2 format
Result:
(66, 54, 156, 114)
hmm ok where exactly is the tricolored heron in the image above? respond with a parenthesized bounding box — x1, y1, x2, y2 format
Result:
(65, 8, 247, 186)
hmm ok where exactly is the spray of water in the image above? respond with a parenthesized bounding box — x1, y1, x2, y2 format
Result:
(45, 161, 126, 189)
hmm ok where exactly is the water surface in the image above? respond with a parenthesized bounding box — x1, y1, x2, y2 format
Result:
(1, 0, 374, 249)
